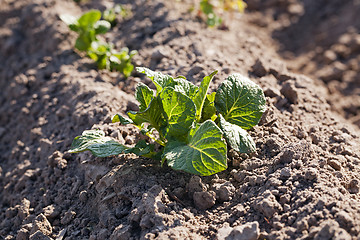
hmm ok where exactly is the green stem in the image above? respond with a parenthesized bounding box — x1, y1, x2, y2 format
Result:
(145, 132, 165, 146)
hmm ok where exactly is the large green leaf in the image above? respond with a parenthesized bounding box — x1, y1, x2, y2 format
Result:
(69, 130, 128, 157)
(135, 83, 154, 111)
(218, 114, 256, 153)
(160, 87, 196, 141)
(127, 96, 165, 130)
(162, 120, 227, 176)
(193, 70, 217, 120)
(173, 78, 198, 99)
(77, 10, 102, 29)
(136, 67, 174, 93)
(215, 74, 266, 130)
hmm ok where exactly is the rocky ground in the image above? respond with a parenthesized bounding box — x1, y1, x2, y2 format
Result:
(0, 0, 360, 239)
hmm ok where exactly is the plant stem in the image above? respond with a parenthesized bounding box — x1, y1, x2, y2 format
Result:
(146, 132, 165, 146)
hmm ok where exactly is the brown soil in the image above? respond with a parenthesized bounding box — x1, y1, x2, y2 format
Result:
(1, 0, 360, 239)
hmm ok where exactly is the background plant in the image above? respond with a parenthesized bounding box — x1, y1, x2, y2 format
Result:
(198, 0, 247, 27)
(60, 10, 136, 77)
(103, 4, 130, 27)
(70, 67, 266, 176)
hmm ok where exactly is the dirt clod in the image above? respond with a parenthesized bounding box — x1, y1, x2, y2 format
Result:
(193, 191, 216, 210)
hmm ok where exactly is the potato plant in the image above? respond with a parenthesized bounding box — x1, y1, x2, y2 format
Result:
(60, 10, 136, 77)
(70, 67, 266, 176)
(103, 4, 129, 27)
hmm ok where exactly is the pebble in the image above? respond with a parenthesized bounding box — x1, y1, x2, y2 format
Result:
(280, 81, 298, 104)
(327, 159, 342, 171)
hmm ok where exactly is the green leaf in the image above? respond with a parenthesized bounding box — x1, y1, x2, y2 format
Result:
(215, 74, 266, 130)
(69, 130, 128, 157)
(59, 14, 79, 31)
(193, 70, 217, 121)
(200, 92, 217, 122)
(160, 87, 196, 141)
(200, 0, 213, 15)
(112, 114, 133, 124)
(110, 48, 136, 77)
(218, 114, 256, 153)
(127, 96, 165, 130)
(78, 10, 102, 28)
(136, 67, 174, 93)
(135, 83, 154, 111)
(94, 20, 111, 34)
(162, 120, 227, 176)
(173, 78, 198, 99)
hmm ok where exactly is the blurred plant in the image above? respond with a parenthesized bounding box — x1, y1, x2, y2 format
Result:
(103, 4, 130, 27)
(198, 0, 247, 27)
(60, 10, 136, 77)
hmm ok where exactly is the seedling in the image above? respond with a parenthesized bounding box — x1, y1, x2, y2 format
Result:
(87, 41, 137, 77)
(103, 4, 129, 27)
(60, 10, 136, 77)
(70, 67, 266, 176)
(60, 10, 111, 52)
(198, 0, 247, 27)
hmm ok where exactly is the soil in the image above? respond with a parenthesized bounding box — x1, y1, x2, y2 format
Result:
(1, 0, 360, 240)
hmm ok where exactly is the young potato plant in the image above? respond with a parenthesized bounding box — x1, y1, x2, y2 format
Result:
(60, 10, 136, 77)
(199, 0, 247, 27)
(103, 4, 129, 27)
(70, 67, 266, 176)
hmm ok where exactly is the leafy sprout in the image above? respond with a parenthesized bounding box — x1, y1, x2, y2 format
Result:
(60, 10, 136, 77)
(69, 67, 266, 176)
(103, 4, 130, 27)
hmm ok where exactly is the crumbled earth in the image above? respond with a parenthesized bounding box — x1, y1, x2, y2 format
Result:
(1, 0, 360, 240)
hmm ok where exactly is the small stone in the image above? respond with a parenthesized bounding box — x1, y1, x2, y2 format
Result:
(305, 168, 318, 181)
(31, 214, 52, 236)
(79, 191, 88, 202)
(280, 167, 291, 179)
(335, 210, 354, 229)
(348, 179, 359, 194)
(323, 50, 337, 64)
(280, 81, 298, 104)
(264, 87, 280, 98)
(252, 59, 267, 77)
(328, 159, 342, 171)
(43, 205, 60, 220)
(193, 191, 216, 210)
(151, 49, 166, 62)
